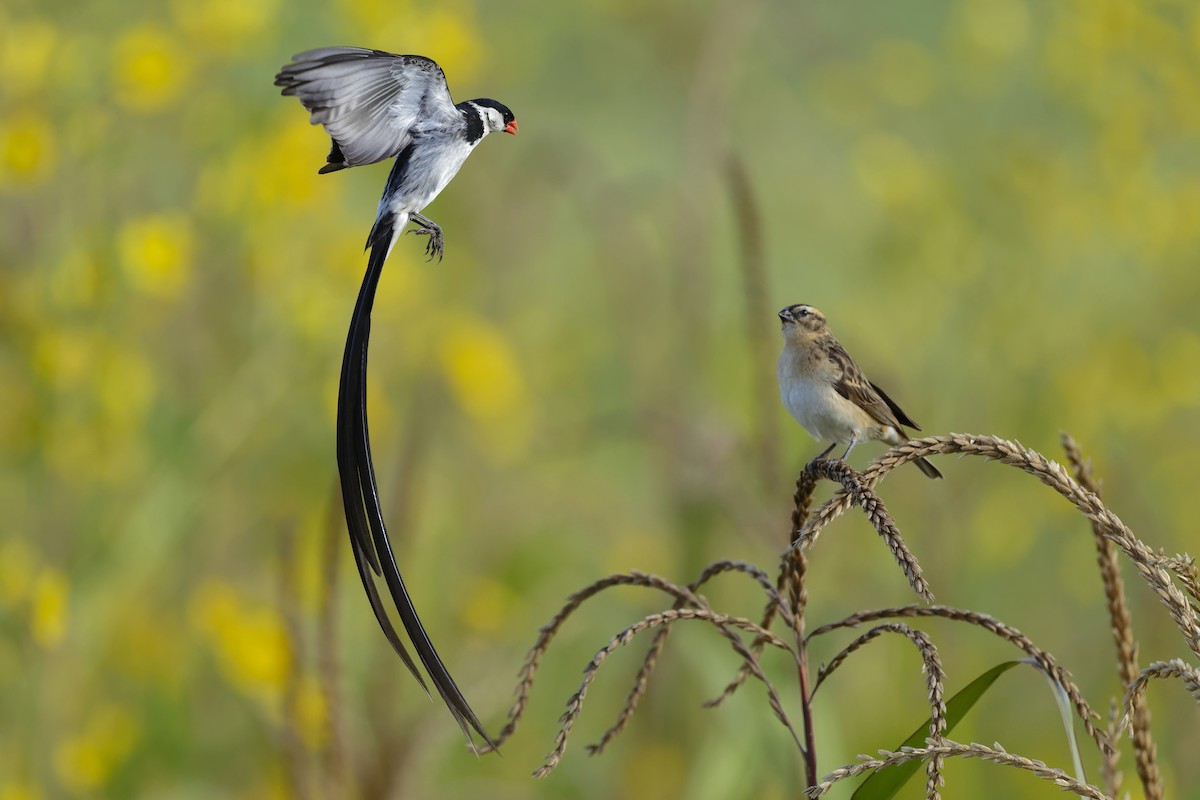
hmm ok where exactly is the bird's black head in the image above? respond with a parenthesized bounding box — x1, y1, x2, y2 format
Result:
(465, 98, 518, 137)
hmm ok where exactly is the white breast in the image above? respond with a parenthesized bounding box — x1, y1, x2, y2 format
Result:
(783, 376, 851, 443)
(398, 138, 477, 214)
(778, 352, 878, 445)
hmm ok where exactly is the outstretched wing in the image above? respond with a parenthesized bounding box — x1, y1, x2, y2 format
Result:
(824, 337, 913, 432)
(275, 47, 460, 171)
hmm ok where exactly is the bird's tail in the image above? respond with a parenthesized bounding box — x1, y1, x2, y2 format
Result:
(366, 210, 407, 256)
(914, 456, 942, 480)
(338, 213, 496, 749)
(893, 430, 942, 479)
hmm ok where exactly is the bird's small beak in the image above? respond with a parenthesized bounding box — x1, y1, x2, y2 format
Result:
(504, 121, 519, 135)
(778, 307, 794, 323)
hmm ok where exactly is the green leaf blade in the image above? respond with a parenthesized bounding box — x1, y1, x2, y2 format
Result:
(850, 660, 1023, 800)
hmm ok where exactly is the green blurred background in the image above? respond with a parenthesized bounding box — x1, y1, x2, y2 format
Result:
(3, 0, 1199, 797)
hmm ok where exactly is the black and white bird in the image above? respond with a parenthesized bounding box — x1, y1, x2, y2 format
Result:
(777, 304, 942, 479)
(275, 47, 517, 749)
(275, 47, 517, 262)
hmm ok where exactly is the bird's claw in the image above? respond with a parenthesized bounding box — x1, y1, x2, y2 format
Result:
(406, 226, 444, 262)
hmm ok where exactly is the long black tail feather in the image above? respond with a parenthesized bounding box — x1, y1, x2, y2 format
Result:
(336, 244, 383, 575)
(336, 215, 496, 749)
(351, 537, 427, 690)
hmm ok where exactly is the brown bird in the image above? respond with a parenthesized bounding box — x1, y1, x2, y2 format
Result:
(777, 303, 941, 479)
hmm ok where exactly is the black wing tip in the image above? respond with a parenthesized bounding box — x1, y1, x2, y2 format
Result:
(868, 380, 922, 430)
(318, 140, 348, 174)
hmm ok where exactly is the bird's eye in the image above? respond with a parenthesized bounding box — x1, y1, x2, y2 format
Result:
(797, 308, 809, 317)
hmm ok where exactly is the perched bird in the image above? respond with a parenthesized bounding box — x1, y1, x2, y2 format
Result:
(275, 48, 518, 748)
(777, 304, 942, 479)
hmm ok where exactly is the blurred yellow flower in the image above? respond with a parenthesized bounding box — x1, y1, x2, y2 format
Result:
(0, 18, 57, 97)
(339, 0, 407, 34)
(49, 248, 102, 310)
(195, 129, 298, 220)
(54, 742, 105, 793)
(118, 213, 194, 300)
(1073, 0, 1137, 56)
(439, 318, 527, 420)
(97, 345, 156, 436)
(32, 328, 94, 390)
(173, 0, 279, 51)
(412, 10, 483, 83)
(1055, 340, 1160, 434)
(0, 112, 57, 186)
(30, 568, 69, 649)
(52, 706, 139, 793)
(190, 581, 291, 699)
(460, 576, 516, 635)
(0, 538, 36, 610)
(438, 316, 532, 457)
(112, 25, 190, 111)
(0, 779, 41, 800)
(254, 120, 328, 212)
(280, 275, 346, 344)
(344, 0, 483, 82)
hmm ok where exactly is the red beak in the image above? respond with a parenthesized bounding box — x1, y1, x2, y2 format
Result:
(504, 120, 519, 135)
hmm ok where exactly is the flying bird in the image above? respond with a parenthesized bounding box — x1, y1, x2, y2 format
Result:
(777, 304, 942, 479)
(275, 47, 518, 748)
(275, 47, 517, 261)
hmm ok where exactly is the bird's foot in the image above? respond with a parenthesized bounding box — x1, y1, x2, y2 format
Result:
(406, 227, 444, 261)
(407, 216, 444, 262)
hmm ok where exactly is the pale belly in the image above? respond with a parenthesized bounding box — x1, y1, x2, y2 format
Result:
(781, 375, 895, 445)
(394, 141, 474, 214)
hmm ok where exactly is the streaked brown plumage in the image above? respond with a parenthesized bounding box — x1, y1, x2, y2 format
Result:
(777, 303, 941, 479)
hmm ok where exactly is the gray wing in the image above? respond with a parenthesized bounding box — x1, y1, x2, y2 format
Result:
(275, 48, 461, 170)
(825, 337, 911, 432)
